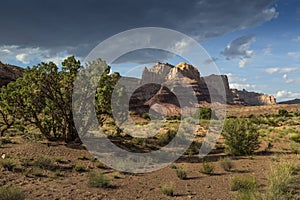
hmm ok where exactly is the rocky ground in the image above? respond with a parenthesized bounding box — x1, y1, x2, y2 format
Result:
(0, 104, 300, 200)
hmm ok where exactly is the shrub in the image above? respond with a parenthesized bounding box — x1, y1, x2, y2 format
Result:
(158, 130, 176, 146)
(31, 167, 44, 177)
(219, 157, 235, 172)
(33, 156, 54, 170)
(88, 172, 111, 188)
(222, 119, 260, 156)
(200, 162, 214, 175)
(236, 189, 258, 200)
(194, 107, 217, 120)
(169, 164, 177, 169)
(74, 164, 87, 172)
(278, 109, 289, 117)
(230, 176, 257, 191)
(176, 169, 187, 180)
(266, 160, 295, 198)
(141, 113, 150, 120)
(290, 133, 300, 143)
(0, 185, 25, 200)
(161, 183, 174, 196)
(290, 141, 299, 154)
(0, 159, 16, 171)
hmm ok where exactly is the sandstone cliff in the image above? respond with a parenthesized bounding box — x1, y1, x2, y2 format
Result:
(128, 62, 276, 115)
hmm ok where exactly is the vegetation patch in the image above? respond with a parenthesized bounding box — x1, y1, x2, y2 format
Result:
(0, 185, 25, 200)
(88, 171, 111, 188)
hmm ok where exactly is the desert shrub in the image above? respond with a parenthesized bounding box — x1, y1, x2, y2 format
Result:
(31, 167, 44, 177)
(290, 141, 299, 154)
(236, 189, 258, 200)
(230, 176, 257, 191)
(0, 185, 25, 200)
(266, 160, 295, 198)
(95, 161, 109, 169)
(88, 172, 111, 188)
(290, 133, 300, 143)
(0, 158, 16, 171)
(0, 138, 12, 145)
(176, 168, 187, 180)
(219, 157, 235, 172)
(74, 164, 87, 172)
(222, 119, 260, 156)
(141, 113, 150, 120)
(278, 109, 289, 117)
(166, 115, 181, 120)
(169, 164, 177, 169)
(194, 107, 217, 120)
(161, 183, 174, 196)
(33, 156, 54, 170)
(158, 130, 176, 145)
(200, 162, 214, 175)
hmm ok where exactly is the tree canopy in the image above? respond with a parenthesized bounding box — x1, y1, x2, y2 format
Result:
(0, 56, 121, 142)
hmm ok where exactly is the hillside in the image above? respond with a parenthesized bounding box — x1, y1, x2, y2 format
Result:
(0, 61, 23, 87)
(279, 98, 300, 105)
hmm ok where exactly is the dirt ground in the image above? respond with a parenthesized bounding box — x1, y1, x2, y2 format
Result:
(0, 104, 300, 200)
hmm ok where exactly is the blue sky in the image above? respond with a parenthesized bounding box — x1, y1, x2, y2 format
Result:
(0, 0, 299, 101)
(200, 0, 300, 101)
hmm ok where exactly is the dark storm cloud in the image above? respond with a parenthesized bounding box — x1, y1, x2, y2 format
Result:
(0, 0, 277, 58)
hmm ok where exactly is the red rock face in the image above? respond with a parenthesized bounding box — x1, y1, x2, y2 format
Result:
(128, 62, 276, 116)
(0, 61, 23, 87)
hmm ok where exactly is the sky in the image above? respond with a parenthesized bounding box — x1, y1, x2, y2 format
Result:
(0, 0, 299, 101)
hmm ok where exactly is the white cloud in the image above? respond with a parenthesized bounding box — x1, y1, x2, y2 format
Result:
(221, 35, 255, 59)
(0, 45, 73, 66)
(265, 67, 298, 74)
(226, 73, 257, 91)
(226, 73, 247, 83)
(282, 74, 294, 83)
(239, 58, 249, 68)
(221, 35, 255, 68)
(276, 90, 300, 101)
(230, 83, 257, 91)
(16, 53, 30, 64)
(287, 52, 300, 58)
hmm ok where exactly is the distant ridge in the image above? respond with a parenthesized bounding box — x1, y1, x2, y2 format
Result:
(279, 98, 300, 105)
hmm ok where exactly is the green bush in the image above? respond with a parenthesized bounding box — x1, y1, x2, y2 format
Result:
(236, 189, 258, 200)
(278, 109, 289, 117)
(88, 171, 111, 188)
(219, 157, 235, 172)
(161, 183, 174, 196)
(194, 107, 217, 120)
(141, 113, 150, 120)
(74, 164, 87, 172)
(266, 160, 295, 198)
(0, 159, 16, 171)
(290, 141, 299, 154)
(230, 176, 257, 191)
(200, 162, 214, 175)
(0, 185, 25, 200)
(33, 156, 54, 170)
(290, 133, 300, 143)
(222, 119, 260, 156)
(176, 168, 187, 180)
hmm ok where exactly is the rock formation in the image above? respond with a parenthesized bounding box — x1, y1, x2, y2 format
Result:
(128, 62, 276, 115)
(0, 61, 23, 87)
(231, 89, 276, 106)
